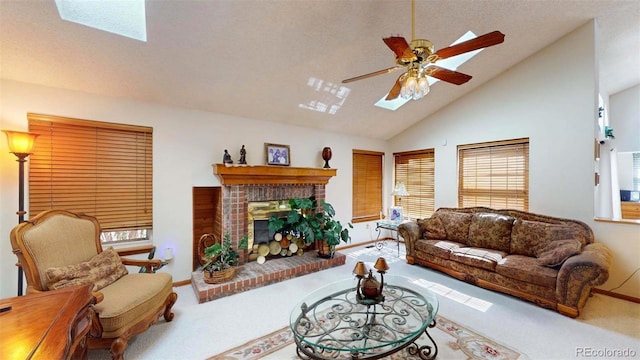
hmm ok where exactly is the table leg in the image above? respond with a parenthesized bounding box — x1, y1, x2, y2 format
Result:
(374, 225, 384, 250)
(406, 319, 438, 360)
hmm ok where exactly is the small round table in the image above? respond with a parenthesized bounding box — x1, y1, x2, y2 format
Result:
(290, 275, 439, 360)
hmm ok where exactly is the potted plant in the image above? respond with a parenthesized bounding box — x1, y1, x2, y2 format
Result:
(199, 233, 247, 284)
(268, 196, 352, 258)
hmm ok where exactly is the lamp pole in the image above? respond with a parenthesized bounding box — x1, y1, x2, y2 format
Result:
(3, 130, 38, 296)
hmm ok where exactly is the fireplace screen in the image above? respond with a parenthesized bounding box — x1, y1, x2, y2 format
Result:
(247, 201, 291, 258)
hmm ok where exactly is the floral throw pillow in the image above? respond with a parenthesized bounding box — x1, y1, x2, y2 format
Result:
(417, 216, 447, 240)
(46, 247, 128, 291)
(536, 239, 582, 267)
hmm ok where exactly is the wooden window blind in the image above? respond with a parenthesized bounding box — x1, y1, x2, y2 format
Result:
(394, 149, 435, 219)
(458, 138, 529, 210)
(28, 113, 153, 231)
(633, 152, 640, 191)
(352, 149, 383, 223)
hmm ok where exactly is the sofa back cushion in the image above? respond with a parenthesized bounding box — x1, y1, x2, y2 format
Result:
(510, 219, 586, 257)
(417, 216, 447, 239)
(468, 213, 515, 252)
(435, 211, 473, 244)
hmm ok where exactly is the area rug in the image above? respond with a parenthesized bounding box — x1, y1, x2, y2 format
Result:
(209, 314, 529, 360)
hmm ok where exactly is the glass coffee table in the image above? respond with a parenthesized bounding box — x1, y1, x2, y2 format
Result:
(290, 275, 439, 359)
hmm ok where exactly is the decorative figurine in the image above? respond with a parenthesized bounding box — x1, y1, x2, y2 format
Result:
(322, 146, 332, 168)
(223, 149, 233, 164)
(238, 145, 247, 164)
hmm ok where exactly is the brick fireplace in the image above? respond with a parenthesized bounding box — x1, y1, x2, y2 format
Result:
(190, 164, 346, 303)
(213, 164, 338, 261)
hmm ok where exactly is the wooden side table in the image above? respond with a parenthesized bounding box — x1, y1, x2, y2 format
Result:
(0, 284, 95, 360)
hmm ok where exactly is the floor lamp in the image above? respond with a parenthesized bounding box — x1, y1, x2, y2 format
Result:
(3, 130, 39, 296)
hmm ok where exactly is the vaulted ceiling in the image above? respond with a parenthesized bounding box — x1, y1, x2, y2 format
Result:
(1, 1, 638, 140)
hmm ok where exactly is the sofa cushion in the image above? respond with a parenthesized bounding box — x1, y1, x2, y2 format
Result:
(417, 216, 447, 240)
(449, 247, 507, 271)
(468, 213, 515, 252)
(536, 239, 582, 267)
(415, 239, 463, 259)
(496, 255, 558, 288)
(46, 247, 128, 291)
(436, 211, 473, 244)
(510, 219, 586, 257)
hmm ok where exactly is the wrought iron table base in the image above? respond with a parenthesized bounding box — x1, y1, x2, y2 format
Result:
(294, 319, 438, 360)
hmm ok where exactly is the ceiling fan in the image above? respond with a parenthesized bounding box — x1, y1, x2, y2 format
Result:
(342, 0, 505, 102)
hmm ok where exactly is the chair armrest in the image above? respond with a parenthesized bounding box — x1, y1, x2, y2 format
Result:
(398, 221, 421, 256)
(121, 257, 163, 273)
(556, 243, 612, 308)
(92, 291, 104, 304)
(115, 245, 155, 257)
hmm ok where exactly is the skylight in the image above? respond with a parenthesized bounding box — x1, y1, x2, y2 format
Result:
(375, 31, 483, 111)
(55, 0, 147, 42)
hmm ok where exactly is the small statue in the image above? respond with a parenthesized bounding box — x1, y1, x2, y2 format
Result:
(238, 145, 247, 165)
(223, 149, 233, 164)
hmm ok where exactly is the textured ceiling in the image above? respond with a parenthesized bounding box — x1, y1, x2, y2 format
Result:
(1, 0, 638, 140)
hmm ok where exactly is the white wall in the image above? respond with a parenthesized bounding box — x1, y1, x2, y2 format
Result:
(390, 21, 640, 298)
(610, 84, 640, 153)
(0, 79, 388, 298)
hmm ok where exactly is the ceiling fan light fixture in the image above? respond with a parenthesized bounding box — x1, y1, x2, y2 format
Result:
(400, 69, 430, 100)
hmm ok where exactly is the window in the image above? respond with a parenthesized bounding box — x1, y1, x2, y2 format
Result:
(28, 113, 153, 243)
(394, 149, 435, 219)
(458, 138, 529, 210)
(352, 150, 383, 223)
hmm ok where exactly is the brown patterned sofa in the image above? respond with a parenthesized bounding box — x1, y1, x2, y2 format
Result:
(398, 207, 611, 318)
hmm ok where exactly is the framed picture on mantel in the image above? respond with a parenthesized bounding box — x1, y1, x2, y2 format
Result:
(265, 143, 290, 166)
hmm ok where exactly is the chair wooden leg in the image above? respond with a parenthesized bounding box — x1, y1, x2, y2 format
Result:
(110, 337, 127, 360)
(164, 291, 178, 322)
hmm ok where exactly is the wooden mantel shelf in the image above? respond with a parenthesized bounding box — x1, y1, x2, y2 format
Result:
(213, 164, 337, 185)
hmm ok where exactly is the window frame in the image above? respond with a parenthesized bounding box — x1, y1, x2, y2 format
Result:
(457, 138, 529, 211)
(352, 149, 384, 223)
(28, 113, 153, 244)
(393, 148, 435, 220)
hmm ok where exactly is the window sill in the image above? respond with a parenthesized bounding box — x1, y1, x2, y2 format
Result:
(594, 217, 640, 225)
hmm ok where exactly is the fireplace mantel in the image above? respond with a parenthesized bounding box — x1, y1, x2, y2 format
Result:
(213, 164, 337, 185)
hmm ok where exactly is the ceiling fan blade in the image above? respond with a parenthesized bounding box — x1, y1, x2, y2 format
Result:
(342, 65, 403, 84)
(385, 74, 404, 100)
(425, 66, 472, 85)
(433, 31, 505, 60)
(383, 36, 417, 62)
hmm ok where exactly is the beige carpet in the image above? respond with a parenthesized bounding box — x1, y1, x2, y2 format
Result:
(209, 314, 529, 360)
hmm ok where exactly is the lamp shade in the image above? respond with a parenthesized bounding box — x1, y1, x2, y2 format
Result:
(3, 130, 38, 155)
(353, 261, 368, 277)
(392, 182, 409, 197)
(374, 257, 389, 272)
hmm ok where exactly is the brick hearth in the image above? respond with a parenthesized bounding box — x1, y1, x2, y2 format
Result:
(191, 252, 346, 303)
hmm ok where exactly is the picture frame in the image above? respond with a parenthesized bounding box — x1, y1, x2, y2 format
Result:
(265, 143, 290, 166)
(389, 206, 403, 223)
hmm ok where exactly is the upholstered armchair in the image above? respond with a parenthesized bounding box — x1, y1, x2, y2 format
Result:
(10, 210, 178, 360)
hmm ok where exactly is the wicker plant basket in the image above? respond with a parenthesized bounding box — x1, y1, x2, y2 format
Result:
(203, 266, 236, 284)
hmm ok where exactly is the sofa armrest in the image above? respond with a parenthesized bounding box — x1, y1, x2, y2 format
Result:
(556, 243, 612, 311)
(398, 222, 421, 256)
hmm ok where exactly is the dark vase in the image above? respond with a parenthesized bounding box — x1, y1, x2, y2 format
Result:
(322, 147, 332, 168)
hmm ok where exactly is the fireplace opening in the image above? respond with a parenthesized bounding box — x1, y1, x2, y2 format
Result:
(247, 200, 294, 261)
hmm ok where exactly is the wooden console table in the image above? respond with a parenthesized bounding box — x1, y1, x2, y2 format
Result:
(0, 284, 95, 360)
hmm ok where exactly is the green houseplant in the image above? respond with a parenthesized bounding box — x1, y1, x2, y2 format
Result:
(268, 196, 352, 258)
(199, 233, 247, 283)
